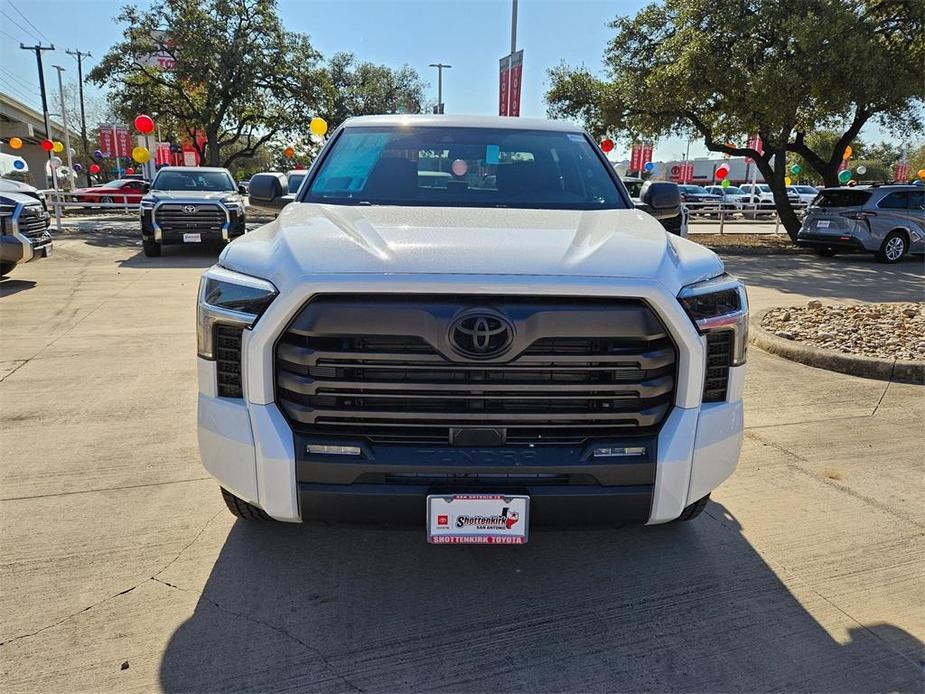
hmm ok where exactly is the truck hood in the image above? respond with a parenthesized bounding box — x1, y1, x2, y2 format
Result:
(220, 203, 723, 294)
(145, 191, 236, 202)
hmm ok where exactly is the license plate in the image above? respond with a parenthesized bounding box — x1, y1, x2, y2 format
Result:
(183, 233, 202, 243)
(816, 220, 831, 228)
(427, 494, 529, 544)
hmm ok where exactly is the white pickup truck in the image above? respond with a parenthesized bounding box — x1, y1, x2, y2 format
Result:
(196, 115, 747, 542)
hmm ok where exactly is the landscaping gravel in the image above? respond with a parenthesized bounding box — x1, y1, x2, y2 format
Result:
(761, 302, 925, 361)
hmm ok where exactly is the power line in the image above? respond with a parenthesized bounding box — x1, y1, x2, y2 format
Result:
(0, 63, 36, 91)
(1, 27, 23, 42)
(0, 9, 42, 43)
(7, 0, 51, 44)
(0, 76, 42, 108)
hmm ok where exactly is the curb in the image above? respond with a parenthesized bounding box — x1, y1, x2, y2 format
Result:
(749, 308, 925, 385)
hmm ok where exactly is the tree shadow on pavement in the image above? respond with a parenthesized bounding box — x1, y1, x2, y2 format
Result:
(724, 254, 924, 304)
(158, 502, 923, 693)
(117, 244, 224, 270)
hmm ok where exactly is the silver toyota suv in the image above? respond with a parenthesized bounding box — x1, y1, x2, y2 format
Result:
(797, 185, 924, 263)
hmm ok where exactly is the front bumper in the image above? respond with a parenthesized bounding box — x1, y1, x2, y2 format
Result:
(1, 203, 53, 264)
(142, 205, 246, 244)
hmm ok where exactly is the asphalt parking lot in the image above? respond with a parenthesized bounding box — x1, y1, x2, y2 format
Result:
(1, 229, 923, 692)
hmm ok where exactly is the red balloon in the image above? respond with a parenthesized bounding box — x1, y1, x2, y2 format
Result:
(41, 139, 54, 152)
(715, 166, 729, 180)
(125, 167, 135, 175)
(134, 114, 155, 134)
(89, 163, 101, 174)
(600, 139, 615, 153)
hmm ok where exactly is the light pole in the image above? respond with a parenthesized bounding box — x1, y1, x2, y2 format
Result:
(53, 65, 75, 190)
(66, 49, 92, 186)
(428, 63, 451, 114)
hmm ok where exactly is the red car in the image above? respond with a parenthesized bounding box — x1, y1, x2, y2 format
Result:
(70, 179, 147, 206)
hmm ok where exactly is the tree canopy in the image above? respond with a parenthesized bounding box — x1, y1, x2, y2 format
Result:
(89, 0, 426, 169)
(547, 0, 924, 237)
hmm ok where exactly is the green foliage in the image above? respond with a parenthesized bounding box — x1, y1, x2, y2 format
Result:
(546, 0, 925, 236)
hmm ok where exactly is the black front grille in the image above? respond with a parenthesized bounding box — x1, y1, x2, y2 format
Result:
(703, 331, 733, 402)
(17, 206, 50, 241)
(275, 295, 677, 444)
(155, 204, 225, 232)
(215, 325, 244, 397)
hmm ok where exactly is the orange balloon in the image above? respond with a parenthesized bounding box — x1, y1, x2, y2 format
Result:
(918, 169, 925, 179)
(284, 146, 295, 158)
(842, 145, 853, 159)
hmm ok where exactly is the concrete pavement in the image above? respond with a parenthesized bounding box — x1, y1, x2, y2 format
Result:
(1, 232, 923, 692)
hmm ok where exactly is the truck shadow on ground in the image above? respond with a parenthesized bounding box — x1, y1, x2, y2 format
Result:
(0, 277, 37, 297)
(158, 502, 922, 693)
(117, 243, 224, 269)
(724, 253, 924, 304)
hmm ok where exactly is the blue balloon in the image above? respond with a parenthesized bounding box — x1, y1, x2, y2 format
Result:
(644, 161, 655, 172)
(13, 159, 25, 170)
(93, 149, 103, 160)
(73, 163, 83, 172)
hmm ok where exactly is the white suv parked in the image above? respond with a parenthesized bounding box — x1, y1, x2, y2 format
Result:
(197, 115, 747, 541)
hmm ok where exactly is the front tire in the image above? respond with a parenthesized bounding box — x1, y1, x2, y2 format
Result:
(877, 231, 907, 264)
(100, 195, 113, 206)
(0, 261, 17, 276)
(221, 488, 273, 520)
(674, 494, 710, 522)
(815, 247, 837, 257)
(142, 237, 161, 257)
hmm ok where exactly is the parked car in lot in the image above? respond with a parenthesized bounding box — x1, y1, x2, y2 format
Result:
(1, 188, 53, 275)
(0, 177, 48, 211)
(678, 184, 723, 215)
(140, 166, 246, 257)
(788, 185, 820, 206)
(797, 185, 924, 263)
(739, 182, 801, 207)
(623, 176, 688, 237)
(70, 178, 147, 206)
(204, 114, 748, 538)
(703, 184, 775, 217)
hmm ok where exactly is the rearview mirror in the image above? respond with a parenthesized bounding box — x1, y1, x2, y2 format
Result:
(637, 181, 682, 220)
(247, 172, 290, 210)
(142, 182, 150, 193)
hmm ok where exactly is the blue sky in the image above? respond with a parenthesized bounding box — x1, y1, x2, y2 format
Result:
(0, 0, 901, 162)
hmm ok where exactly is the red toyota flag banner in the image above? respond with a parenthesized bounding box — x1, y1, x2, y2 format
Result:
(642, 141, 654, 168)
(745, 134, 763, 163)
(499, 50, 524, 117)
(629, 142, 642, 173)
(98, 124, 114, 158)
(895, 162, 908, 181)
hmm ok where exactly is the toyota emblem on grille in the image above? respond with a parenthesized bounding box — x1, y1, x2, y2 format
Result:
(449, 311, 514, 358)
(183, 205, 197, 214)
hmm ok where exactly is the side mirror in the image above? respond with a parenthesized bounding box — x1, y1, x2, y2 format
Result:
(637, 181, 681, 219)
(237, 183, 247, 195)
(247, 172, 289, 210)
(142, 182, 150, 193)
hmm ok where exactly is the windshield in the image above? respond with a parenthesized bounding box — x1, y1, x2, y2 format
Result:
(152, 170, 235, 192)
(795, 186, 818, 194)
(721, 186, 743, 195)
(812, 190, 872, 208)
(304, 126, 626, 209)
(287, 173, 306, 194)
(103, 180, 128, 188)
(680, 185, 709, 194)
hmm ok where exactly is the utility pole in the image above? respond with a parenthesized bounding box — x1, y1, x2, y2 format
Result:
(52, 65, 75, 190)
(20, 42, 55, 188)
(428, 63, 452, 114)
(66, 49, 92, 186)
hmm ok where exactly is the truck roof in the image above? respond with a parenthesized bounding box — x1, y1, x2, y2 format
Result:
(342, 114, 584, 132)
(155, 166, 231, 173)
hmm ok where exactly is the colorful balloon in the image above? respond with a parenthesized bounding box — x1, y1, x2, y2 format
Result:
(790, 164, 801, 174)
(93, 149, 103, 160)
(125, 167, 135, 175)
(784, 176, 792, 186)
(721, 178, 730, 188)
(838, 169, 852, 183)
(284, 146, 295, 158)
(715, 165, 729, 180)
(13, 159, 25, 170)
(132, 146, 150, 164)
(134, 114, 155, 134)
(918, 169, 925, 179)
(643, 161, 655, 172)
(842, 145, 853, 160)
(856, 165, 867, 175)
(9, 136, 23, 149)
(41, 139, 54, 152)
(74, 163, 83, 172)
(52, 141, 64, 153)
(89, 163, 101, 175)
(309, 117, 328, 137)
(50, 156, 62, 167)
(600, 139, 614, 153)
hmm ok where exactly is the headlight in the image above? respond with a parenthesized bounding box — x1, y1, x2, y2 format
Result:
(197, 265, 277, 359)
(140, 199, 156, 210)
(678, 273, 748, 365)
(221, 197, 241, 209)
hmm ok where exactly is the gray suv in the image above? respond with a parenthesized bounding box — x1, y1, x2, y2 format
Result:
(797, 185, 924, 263)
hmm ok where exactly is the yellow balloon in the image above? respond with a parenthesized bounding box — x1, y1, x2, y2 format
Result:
(9, 136, 23, 149)
(132, 146, 150, 164)
(309, 117, 328, 137)
(52, 140, 64, 153)
(843, 145, 853, 159)
(785, 176, 792, 186)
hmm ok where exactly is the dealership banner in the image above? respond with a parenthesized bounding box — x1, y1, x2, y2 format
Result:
(98, 124, 132, 159)
(498, 50, 524, 117)
(744, 134, 763, 163)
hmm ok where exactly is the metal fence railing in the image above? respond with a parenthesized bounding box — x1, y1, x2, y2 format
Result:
(683, 199, 810, 234)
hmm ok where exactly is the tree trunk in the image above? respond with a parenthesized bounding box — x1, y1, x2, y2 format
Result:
(752, 149, 801, 241)
(206, 129, 221, 166)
